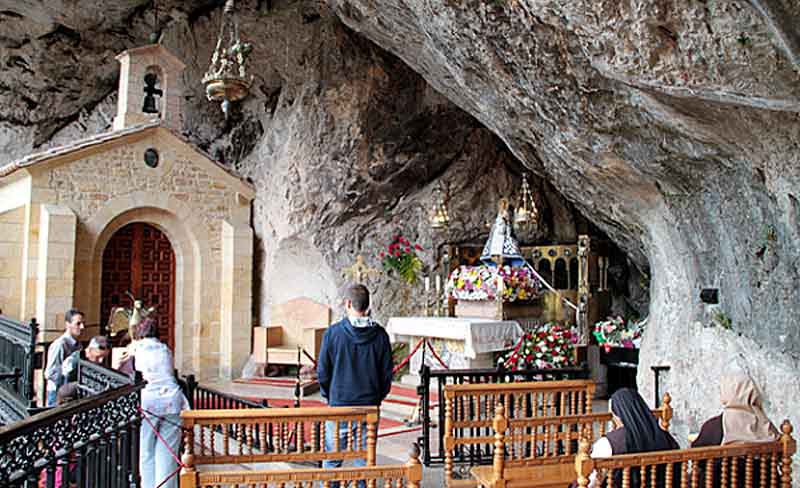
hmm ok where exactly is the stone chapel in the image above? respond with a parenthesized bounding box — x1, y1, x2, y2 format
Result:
(0, 44, 255, 381)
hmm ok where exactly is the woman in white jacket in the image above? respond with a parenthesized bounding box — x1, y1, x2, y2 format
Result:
(134, 318, 189, 488)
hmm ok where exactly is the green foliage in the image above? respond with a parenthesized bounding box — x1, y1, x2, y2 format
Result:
(712, 310, 732, 330)
(380, 235, 424, 285)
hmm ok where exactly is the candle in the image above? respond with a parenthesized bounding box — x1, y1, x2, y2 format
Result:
(424, 276, 430, 293)
(435, 275, 441, 294)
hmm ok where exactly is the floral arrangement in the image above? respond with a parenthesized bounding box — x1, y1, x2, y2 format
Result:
(592, 316, 645, 352)
(500, 322, 578, 370)
(379, 234, 423, 285)
(445, 265, 542, 302)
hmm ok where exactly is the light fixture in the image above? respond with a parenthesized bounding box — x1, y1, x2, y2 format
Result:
(514, 173, 539, 230)
(202, 0, 253, 119)
(430, 182, 450, 230)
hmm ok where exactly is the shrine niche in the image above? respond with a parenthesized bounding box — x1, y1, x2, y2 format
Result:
(0, 44, 255, 381)
(445, 237, 611, 329)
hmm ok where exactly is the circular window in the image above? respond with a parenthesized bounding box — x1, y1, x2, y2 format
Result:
(144, 148, 159, 168)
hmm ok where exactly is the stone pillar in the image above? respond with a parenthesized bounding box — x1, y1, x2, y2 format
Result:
(35, 205, 77, 340)
(219, 220, 253, 380)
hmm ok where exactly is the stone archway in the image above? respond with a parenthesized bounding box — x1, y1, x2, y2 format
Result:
(76, 192, 208, 375)
(100, 222, 176, 349)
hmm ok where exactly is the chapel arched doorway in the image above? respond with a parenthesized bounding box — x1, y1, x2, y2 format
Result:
(100, 222, 176, 349)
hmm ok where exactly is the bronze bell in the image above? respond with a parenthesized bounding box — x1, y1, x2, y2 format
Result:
(142, 73, 162, 114)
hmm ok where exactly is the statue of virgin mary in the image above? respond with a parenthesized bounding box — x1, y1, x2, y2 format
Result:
(480, 198, 526, 266)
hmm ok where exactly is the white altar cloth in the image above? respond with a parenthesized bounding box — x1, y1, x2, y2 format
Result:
(386, 317, 523, 381)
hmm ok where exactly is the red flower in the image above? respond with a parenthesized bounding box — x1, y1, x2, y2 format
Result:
(414, 244, 423, 251)
(405, 247, 411, 253)
(393, 234, 400, 241)
(380, 252, 385, 258)
(394, 251, 401, 257)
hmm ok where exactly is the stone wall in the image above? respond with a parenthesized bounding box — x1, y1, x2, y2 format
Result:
(0, 207, 25, 320)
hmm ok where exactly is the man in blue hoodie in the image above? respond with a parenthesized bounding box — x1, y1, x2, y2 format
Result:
(317, 284, 393, 486)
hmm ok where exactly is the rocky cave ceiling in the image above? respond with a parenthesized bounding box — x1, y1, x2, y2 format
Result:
(0, 0, 798, 390)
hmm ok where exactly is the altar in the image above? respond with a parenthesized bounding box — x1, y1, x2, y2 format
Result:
(386, 316, 524, 385)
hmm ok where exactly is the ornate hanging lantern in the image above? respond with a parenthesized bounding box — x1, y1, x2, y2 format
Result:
(514, 173, 539, 230)
(430, 182, 450, 230)
(202, 0, 253, 119)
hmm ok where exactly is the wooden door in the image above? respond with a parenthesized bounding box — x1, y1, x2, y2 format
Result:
(100, 223, 176, 349)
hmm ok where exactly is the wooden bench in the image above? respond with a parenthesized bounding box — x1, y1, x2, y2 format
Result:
(471, 394, 674, 488)
(180, 444, 423, 488)
(572, 420, 797, 488)
(180, 406, 379, 467)
(444, 379, 597, 487)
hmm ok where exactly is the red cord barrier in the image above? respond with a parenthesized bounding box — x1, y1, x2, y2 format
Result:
(301, 348, 317, 367)
(392, 338, 424, 374)
(502, 335, 525, 369)
(424, 340, 450, 370)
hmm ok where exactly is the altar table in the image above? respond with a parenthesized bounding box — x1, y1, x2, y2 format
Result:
(386, 317, 524, 385)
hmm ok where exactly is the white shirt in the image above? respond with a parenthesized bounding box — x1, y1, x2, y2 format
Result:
(134, 338, 190, 415)
(587, 437, 613, 488)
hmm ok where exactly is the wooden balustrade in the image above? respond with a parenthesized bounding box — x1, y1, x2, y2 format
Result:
(471, 394, 674, 488)
(180, 406, 379, 467)
(443, 379, 597, 486)
(180, 443, 424, 488)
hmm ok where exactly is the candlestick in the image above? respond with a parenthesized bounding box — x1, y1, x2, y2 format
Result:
(435, 275, 441, 294)
(424, 276, 430, 293)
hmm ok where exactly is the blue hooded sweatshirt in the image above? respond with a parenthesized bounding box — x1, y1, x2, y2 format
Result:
(317, 317, 393, 407)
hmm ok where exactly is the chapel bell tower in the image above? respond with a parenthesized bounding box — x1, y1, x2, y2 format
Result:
(113, 44, 186, 132)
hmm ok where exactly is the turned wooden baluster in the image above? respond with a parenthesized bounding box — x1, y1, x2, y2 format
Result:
(367, 412, 377, 469)
(721, 457, 729, 487)
(223, 422, 230, 456)
(575, 435, 592, 488)
(770, 453, 778, 488)
(745, 454, 754, 488)
(180, 419, 196, 488)
(780, 420, 795, 488)
(406, 443, 423, 488)
(444, 394, 454, 486)
(490, 404, 508, 488)
(659, 393, 673, 431)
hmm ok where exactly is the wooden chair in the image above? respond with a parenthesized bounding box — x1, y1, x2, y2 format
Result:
(471, 394, 674, 488)
(253, 297, 330, 367)
(444, 379, 596, 487)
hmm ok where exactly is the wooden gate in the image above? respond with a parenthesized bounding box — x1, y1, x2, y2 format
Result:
(100, 222, 175, 349)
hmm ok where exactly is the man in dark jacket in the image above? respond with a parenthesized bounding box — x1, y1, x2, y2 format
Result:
(317, 284, 393, 487)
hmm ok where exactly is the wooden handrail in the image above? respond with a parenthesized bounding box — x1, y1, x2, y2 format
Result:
(444, 379, 595, 395)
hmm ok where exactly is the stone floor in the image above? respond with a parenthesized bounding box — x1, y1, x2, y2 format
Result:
(205, 379, 609, 487)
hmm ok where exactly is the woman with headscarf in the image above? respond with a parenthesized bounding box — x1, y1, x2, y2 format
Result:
(692, 374, 778, 447)
(691, 374, 778, 487)
(579, 388, 680, 488)
(135, 318, 190, 488)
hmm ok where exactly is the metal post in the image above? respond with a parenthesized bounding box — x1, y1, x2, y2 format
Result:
(651, 365, 670, 407)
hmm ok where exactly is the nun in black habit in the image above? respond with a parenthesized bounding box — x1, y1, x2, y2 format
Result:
(578, 388, 680, 488)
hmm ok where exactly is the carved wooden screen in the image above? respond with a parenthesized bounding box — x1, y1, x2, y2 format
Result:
(100, 223, 175, 350)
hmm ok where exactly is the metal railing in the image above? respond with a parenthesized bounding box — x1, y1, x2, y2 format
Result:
(0, 316, 38, 409)
(181, 374, 269, 410)
(0, 360, 144, 487)
(417, 363, 590, 466)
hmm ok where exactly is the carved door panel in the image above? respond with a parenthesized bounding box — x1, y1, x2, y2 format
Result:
(100, 223, 175, 350)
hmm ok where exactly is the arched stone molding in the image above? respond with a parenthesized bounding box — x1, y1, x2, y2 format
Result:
(75, 190, 213, 377)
